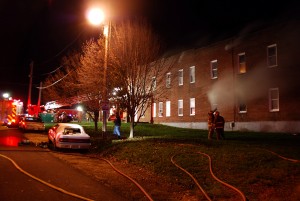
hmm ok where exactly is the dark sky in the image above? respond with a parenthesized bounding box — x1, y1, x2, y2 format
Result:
(0, 0, 298, 105)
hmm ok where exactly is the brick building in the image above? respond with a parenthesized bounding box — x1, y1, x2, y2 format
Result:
(150, 19, 300, 133)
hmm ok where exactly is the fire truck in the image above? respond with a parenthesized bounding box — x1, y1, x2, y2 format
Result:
(0, 99, 24, 127)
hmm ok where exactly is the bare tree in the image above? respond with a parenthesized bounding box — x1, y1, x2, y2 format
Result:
(42, 19, 175, 137)
(42, 48, 104, 131)
(76, 38, 107, 131)
(109, 19, 175, 138)
(42, 51, 81, 103)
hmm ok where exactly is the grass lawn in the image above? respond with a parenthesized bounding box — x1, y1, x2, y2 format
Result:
(44, 121, 300, 200)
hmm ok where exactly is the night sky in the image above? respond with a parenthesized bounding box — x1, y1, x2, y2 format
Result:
(0, 0, 298, 105)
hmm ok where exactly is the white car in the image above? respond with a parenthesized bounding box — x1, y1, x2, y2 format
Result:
(48, 123, 91, 150)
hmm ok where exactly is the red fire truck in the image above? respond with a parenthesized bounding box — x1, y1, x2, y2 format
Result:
(0, 99, 24, 127)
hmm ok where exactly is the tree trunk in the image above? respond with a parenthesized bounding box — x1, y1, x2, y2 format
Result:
(129, 115, 134, 138)
(93, 110, 99, 131)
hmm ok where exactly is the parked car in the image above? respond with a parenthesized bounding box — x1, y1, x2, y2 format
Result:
(19, 116, 45, 132)
(48, 123, 91, 150)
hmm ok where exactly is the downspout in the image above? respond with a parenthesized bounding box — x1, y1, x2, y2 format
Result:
(231, 39, 236, 130)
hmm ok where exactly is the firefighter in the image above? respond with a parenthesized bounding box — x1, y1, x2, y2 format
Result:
(214, 111, 225, 140)
(207, 111, 215, 140)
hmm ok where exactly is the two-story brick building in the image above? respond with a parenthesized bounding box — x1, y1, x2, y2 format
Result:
(150, 19, 300, 133)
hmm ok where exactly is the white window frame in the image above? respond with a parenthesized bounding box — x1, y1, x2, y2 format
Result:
(178, 99, 183, 116)
(152, 103, 156, 118)
(166, 101, 171, 117)
(166, 72, 171, 88)
(269, 88, 279, 112)
(267, 44, 277, 67)
(189, 66, 195, 83)
(158, 102, 163, 117)
(190, 98, 195, 116)
(211, 60, 218, 79)
(178, 69, 183, 86)
(238, 52, 246, 74)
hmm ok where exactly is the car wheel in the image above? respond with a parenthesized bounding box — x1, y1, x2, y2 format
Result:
(48, 139, 53, 148)
(53, 139, 58, 151)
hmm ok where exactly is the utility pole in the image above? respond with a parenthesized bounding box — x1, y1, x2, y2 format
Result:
(37, 81, 42, 114)
(27, 61, 33, 109)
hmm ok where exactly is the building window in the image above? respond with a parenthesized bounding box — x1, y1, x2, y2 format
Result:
(211, 60, 218, 79)
(178, 69, 183, 86)
(238, 99, 247, 113)
(166, 101, 171, 117)
(158, 102, 163, 117)
(267, 44, 277, 67)
(152, 103, 156, 117)
(238, 53, 246, 73)
(190, 66, 195, 83)
(178, 99, 183, 116)
(269, 88, 279, 112)
(152, 77, 156, 90)
(166, 73, 171, 88)
(190, 98, 195, 115)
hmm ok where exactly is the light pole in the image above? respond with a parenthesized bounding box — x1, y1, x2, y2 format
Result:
(86, 7, 110, 134)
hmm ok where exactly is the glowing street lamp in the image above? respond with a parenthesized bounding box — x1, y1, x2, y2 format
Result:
(86, 8, 105, 26)
(2, 93, 10, 99)
(86, 7, 110, 134)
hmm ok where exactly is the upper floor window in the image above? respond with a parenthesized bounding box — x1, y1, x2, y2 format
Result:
(152, 77, 156, 90)
(267, 44, 277, 67)
(211, 60, 218, 79)
(190, 98, 195, 116)
(178, 100, 183, 116)
(166, 73, 171, 88)
(190, 66, 195, 83)
(178, 69, 183, 85)
(269, 88, 279, 112)
(238, 53, 246, 74)
(166, 101, 171, 117)
(158, 102, 163, 117)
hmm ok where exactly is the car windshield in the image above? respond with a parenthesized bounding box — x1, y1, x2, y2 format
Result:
(64, 127, 81, 134)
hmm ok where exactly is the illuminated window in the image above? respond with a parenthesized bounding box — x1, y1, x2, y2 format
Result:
(211, 60, 218, 79)
(158, 102, 163, 117)
(166, 73, 171, 88)
(178, 99, 183, 116)
(178, 69, 183, 85)
(152, 103, 156, 117)
(269, 88, 279, 112)
(190, 98, 195, 115)
(190, 66, 195, 83)
(267, 44, 277, 67)
(238, 53, 246, 73)
(166, 101, 171, 117)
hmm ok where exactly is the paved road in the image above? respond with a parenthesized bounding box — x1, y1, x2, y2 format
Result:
(0, 127, 127, 201)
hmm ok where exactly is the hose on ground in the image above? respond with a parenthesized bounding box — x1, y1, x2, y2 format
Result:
(171, 152, 247, 201)
(50, 151, 154, 201)
(259, 148, 300, 163)
(0, 153, 94, 201)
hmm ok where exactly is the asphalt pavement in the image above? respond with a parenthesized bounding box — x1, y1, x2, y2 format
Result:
(0, 127, 128, 201)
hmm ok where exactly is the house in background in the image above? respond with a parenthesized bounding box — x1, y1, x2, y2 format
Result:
(151, 19, 300, 133)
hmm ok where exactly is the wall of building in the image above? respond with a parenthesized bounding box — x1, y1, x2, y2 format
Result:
(152, 20, 300, 133)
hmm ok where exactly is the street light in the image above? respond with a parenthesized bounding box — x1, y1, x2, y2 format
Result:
(2, 93, 10, 99)
(86, 7, 110, 134)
